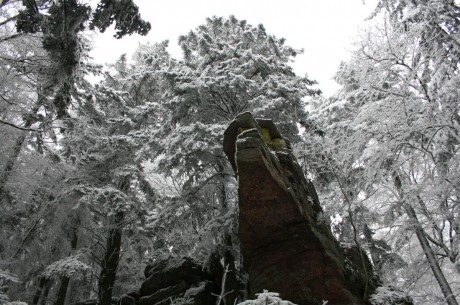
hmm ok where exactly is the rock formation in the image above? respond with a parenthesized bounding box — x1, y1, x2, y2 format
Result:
(223, 112, 379, 305)
(75, 112, 412, 305)
(120, 257, 219, 305)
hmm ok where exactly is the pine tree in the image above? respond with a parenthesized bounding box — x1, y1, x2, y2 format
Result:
(147, 16, 320, 258)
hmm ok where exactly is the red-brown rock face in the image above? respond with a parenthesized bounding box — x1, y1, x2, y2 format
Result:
(223, 112, 377, 305)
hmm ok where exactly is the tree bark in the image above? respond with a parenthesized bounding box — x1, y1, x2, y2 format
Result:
(0, 131, 28, 194)
(54, 276, 70, 305)
(54, 228, 78, 305)
(363, 223, 383, 276)
(0, 103, 41, 195)
(393, 173, 459, 305)
(98, 212, 123, 305)
(41, 279, 53, 305)
(32, 277, 47, 305)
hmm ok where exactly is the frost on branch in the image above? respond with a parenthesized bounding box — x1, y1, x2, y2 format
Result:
(238, 290, 296, 305)
(0, 270, 20, 283)
(0, 270, 23, 304)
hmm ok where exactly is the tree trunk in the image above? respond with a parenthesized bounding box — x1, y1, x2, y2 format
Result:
(0, 103, 41, 194)
(223, 235, 239, 305)
(54, 228, 79, 305)
(363, 223, 383, 276)
(41, 279, 53, 305)
(393, 173, 459, 305)
(0, 131, 28, 194)
(54, 277, 70, 305)
(98, 212, 123, 305)
(32, 277, 48, 305)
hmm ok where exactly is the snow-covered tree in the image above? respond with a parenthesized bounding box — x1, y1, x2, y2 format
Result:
(304, 1, 460, 304)
(0, 1, 152, 303)
(1, 0, 151, 194)
(147, 16, 320, 259)
(59, 78, 159, 304)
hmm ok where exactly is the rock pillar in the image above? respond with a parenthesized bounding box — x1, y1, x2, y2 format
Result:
(223, 112, 377, 305)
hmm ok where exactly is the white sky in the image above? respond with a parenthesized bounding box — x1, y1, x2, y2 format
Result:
(89, 0, 378, 96)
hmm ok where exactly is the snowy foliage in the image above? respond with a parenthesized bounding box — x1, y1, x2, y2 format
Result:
(369, 286, 411, 305)
(167, 16, 319, 131)
(141, 16, 321, 259)
(43, 255, 90, 279)
(238, 291, 296, 305)
(0, 270, 20, 283)
(303, 1, 460, 304)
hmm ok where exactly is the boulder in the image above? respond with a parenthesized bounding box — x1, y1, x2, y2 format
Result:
(138, 257, 219, 305)
(141, 257, 210, 296)
(139, 281, 188, 305)
(183, 281, 219, 305)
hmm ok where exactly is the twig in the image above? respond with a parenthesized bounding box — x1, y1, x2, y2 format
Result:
(214, 262, 234, 305)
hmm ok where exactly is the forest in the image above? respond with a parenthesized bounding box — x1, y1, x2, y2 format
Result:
(0, 0, 459, 304)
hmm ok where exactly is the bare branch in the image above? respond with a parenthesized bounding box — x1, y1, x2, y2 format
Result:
(8, 219, 40, 263)
(0, 118, 39, 131)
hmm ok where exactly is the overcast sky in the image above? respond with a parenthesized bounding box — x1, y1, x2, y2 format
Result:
(89, 0, 379, 96)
